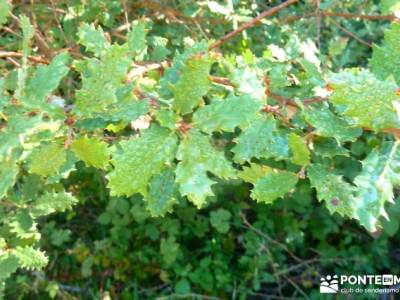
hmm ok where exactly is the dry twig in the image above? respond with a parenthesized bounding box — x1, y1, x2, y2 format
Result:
(209, 0, 299, 50)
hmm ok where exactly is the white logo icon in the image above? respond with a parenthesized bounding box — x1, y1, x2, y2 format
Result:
(383, 275, 393, 285)
(320, 275, 339, 293)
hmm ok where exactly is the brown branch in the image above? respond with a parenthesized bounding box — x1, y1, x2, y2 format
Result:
(209, 0, 299, 50)
(9, 12, 53, 59)
(0, 50, 50, 64)
(131, 0, 227, 26)
(262, 104, 294, 128)
(134, 88, 160, 108)
(126, 61, 170, 81)
(240, 212, 303, 264)
(285, 11, 398, 23)
(209, 77, 328, 107)
(302, 97, 327, 104)
(330, 19, 372, 47)
(323, 11, 399, 21)
(208, 75, 235, 87)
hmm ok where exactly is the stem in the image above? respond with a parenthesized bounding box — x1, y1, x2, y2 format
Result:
(209, 0, 298, 50)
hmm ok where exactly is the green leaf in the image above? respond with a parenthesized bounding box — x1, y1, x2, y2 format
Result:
(232, 116, 289, 163)
(382, 200, 400, 236)
(308, 164, 356, 218)
(77, 23, 109, 55)
(20, 15, 34, 54)
(71, 137, 109, 169)
(172, 55, 213, 114)
(74, 44, 132, 118)
(107, 126, 178, 197)
(22, 53, 70, 117)
(160, 236, 180, 265)
(146, 168, 179, 217)
(352, 141, 400, 231)
(127, 20, 148, 56)
(288, 133, 310, 166)
(0, 154, 19, 198)
(193, 93, 262, 133)
(12, 246, 48, 270)
(175, 130, 236, 208)
(210, 209, 231, 234)
(155, 109, 181, 130)
(0, 77, 6, 111)
(16, 15, 34, 100)
(149, 36, 170, 61)
(302, 104, 362, 143)
(28, 143, 66, 177)
(371, 23, 400, 83)
(175, 278, 191, 294)
(0, 253, 19, 280)
(34, 191, 78, 216)
(299, 58, 324, 85)
(46, 151, 78, 184)
(329, 69, 400, 131)
(251, 171, 298, 204)
(10, 210, 38, 239)
(238, 163, 271, 184)
(380, 0, 400, 14)
(0, 113, 60, 158)
(160, 41, 208, 99)
(311, 142, 400, 231)
(313, 138, 349, 158)
(0, 0, 10, 27)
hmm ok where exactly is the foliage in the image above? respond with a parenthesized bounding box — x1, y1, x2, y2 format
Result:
(1, 0, 400, 299)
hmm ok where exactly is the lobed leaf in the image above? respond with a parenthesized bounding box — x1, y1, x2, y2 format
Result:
(72, 136, 109, 169)
(232, 116, 289, 163)
(371, 23, 400, 83)
(193, 93, 262, 133)
(329, 69, 400, 131)
(251, 171, 298, 204)
(27, 142, 66, 177)
(302, 104, 362, 143)
(107, 126, 178, 197)
(175, 130, 236, 208)
(172, 55, 213, 114)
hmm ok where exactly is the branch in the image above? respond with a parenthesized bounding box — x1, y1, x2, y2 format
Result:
(323, 11, 399, 21)
(285, 11, 399, 23)
(330, 19, 372, 47)
(240, 212, 303, 264)
(9, 13, 53, 59)
(134, 88, 160, 108)
(209, 0, 299, 50)
(0, 50, 50, 64)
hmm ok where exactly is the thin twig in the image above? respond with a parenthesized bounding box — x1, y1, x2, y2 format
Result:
(134, 88, 160, 107)
(331, 19, 372, 47)
(274, 257, 359, 276)
(156, 293, 222, 300)
(283, 275, 311, 300)
(240, 213, 303, 264)
(315, 0, 321, 50)
(49, 0, 70, 47)
(0, 50, 50, 64)
(285, 11, 399, 23)
(6, 57, 20, 67)
(259, 244, 284, 298)
(323, 11, 399, 21)
(209, 0, 298, 50)
(9, 12, 53, 58)
(122, 0, 130, 31)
